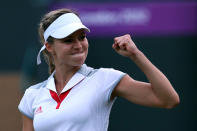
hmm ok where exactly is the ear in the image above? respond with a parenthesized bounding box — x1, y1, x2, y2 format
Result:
(44, 42, 53, 53)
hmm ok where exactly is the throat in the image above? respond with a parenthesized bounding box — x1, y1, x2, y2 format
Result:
(53, 65, 81, 95)
(56, 85, 64, 95)
(55, 80, 69, 95)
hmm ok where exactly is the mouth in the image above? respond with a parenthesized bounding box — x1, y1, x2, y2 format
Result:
(72, 51, 84, 56)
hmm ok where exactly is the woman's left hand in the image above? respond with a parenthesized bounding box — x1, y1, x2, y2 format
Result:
(112, 34, 139, 58)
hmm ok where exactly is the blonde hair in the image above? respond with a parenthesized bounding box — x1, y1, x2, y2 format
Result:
(38, 8, 79, 74)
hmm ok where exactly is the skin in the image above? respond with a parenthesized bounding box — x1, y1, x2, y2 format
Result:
(22, 115, 34, 131)
(111, 34, 180, 108)
(45, 29, 89, 94)
(22, 31, 180, 131)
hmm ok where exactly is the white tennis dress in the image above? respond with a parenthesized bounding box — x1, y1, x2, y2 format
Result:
(18, 64, 125, 131)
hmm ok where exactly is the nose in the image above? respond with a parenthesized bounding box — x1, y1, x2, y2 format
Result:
(73, 39, 82, 49)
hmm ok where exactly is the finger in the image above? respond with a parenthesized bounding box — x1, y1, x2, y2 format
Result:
(112, 43, 116, 49)
(124, 34, 131, 40)
(114, 37, 122, 44)
(118, 42, 127, 50)
(112, 43, 120, 50)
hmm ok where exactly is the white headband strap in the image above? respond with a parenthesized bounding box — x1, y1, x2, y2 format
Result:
(37, 45, 46, 65)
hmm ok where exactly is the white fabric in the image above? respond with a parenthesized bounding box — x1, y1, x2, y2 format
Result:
(44, 13, 90, 41)
(18, 64, 125, 131)
(37, 45, 46, 65)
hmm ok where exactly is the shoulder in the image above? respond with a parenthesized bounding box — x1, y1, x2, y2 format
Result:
(18, 80, 48, 119)
(85, 65, 125, 76)
(24, 80, 47, 96)
(81, 64, 126, 82)
(98, 67, 125, 76)
(95, 67, 126, 102)
(90, 67, 126, 84)
(28, 80, 47, 90)
(20, 80, 48, 106)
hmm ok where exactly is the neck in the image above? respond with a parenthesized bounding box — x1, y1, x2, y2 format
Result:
(54, 64, 81, 94)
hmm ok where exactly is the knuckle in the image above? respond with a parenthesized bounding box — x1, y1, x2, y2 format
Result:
(114, 37, 119, 41)
(115, 37, 118, 40)
(125, 34, 131, 38)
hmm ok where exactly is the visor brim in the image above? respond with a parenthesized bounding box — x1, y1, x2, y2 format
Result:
(50, 23, 90, 39)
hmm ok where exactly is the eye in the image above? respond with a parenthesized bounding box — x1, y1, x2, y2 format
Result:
(63, 38, 73, 43)
(79, 34, 86, 41)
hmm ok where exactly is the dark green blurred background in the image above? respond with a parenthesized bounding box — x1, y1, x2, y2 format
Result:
(0, 0, 196, 131)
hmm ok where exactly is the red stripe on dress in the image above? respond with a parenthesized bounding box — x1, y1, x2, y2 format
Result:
(50, 89, 71, 109)
(49, 77, 85, 109)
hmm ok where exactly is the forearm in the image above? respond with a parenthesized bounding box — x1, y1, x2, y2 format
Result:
(129, 50, 180, 108)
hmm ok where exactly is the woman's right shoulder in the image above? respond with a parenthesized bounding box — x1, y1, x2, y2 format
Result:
(21, 80, 48, 103)
(25, 80, 48, 93)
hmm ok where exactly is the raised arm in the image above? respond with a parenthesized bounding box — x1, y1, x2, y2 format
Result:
(111, 34, 180, 109)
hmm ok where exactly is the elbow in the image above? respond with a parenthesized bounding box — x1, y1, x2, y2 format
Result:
(164, 96, 180, 109)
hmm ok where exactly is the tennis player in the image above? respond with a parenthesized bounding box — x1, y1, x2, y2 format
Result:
(18, 8, 180, 131)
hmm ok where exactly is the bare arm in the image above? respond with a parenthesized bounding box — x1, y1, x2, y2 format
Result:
(22, 115, 34, 131)
(111, 34, 180, 109)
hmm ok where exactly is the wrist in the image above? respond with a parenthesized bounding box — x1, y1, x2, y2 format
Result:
(128, 49, 143, 61)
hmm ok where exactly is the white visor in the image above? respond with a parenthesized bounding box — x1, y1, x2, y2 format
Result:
(37, 13, 90, 65)
(44, 13, 90, 41)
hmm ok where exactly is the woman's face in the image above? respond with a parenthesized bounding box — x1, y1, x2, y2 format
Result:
(47, 29, 89, 67)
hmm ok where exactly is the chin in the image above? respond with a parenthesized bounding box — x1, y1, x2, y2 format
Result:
(72, 59, 86, 67)
(71, 62, 84, 68)
(73, 54, 87, 64)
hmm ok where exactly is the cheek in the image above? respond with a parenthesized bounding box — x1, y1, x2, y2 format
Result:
(49, 47, 57, 56)
(57, 45, 71, 53)
(53, 46, 70, 59)
(83, 41, 89, 50)
(86, 43, 89, 50)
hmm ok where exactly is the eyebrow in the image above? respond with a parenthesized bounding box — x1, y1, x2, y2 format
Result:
(66, 32, 86, 39)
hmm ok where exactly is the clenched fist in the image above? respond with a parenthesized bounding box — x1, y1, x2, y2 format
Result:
(112, 34, 139, 58)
